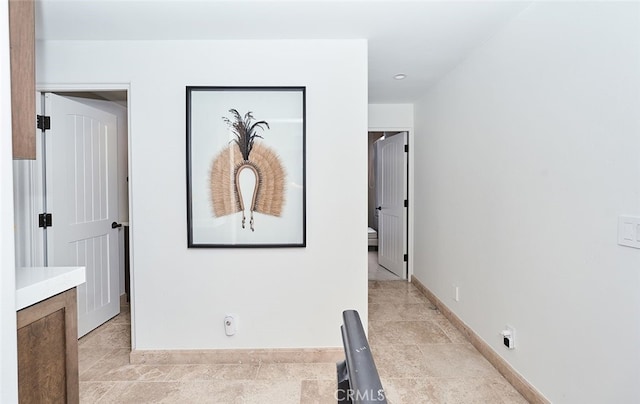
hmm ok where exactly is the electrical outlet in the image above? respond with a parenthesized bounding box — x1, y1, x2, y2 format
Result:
(453, 285, 460, 302)
(224, 315, 237, 336)
(501, 326, 515, 349)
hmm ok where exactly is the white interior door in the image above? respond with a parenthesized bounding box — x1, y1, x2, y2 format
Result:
(376, 132, 407, 279)
(44, 93, 120, 337)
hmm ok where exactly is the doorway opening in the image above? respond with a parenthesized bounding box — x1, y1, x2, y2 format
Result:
(367, 130, 409, 281)
(12, 88, 131, 339)
(54, 91, 130, 333)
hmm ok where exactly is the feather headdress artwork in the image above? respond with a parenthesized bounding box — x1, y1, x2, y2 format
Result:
(209, 109, 286, 231)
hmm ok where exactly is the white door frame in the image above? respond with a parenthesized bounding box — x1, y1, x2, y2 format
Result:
(368, 126, 414, 281)
(37, 82, 134, 344)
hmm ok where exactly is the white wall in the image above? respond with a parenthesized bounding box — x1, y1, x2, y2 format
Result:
(38, 39, 368, 350)
(0, 1, 18, 401)
(413, 2, 640, 403)
(368, 103, 413, 130)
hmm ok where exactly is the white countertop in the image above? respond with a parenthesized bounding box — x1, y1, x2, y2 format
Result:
(16, 266, 86, 311)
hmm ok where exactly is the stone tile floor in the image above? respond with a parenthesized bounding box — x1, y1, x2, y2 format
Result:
(368, 251, 401, 281)
(78, 281, 528, 403)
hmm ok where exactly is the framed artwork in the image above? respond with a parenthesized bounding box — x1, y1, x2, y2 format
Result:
(186, 86, 306, 248)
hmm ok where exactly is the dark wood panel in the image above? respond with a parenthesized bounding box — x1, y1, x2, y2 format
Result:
(63, 289, 79, 404)
(9, 0, 36, 160)
(17, 289, 80, 404)
(18, 310, 67, 403)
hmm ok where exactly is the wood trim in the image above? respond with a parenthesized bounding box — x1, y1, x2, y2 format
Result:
(130, 347, 345, 365)
(17, 291, 65, 328)
(8, 0, 36, 160)
(63, 288, 79, 404)
(17, 288, 79, 404)
(411, 275, 550, 404)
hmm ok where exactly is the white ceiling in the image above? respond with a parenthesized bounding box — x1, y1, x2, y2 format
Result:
(36, 0, 531, 103)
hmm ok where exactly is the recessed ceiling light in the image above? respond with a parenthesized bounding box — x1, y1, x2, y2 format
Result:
(394, 74, 407, 80)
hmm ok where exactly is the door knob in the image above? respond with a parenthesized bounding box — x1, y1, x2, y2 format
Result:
(111, 221, 122, 229)
(376, 206, 382, 210)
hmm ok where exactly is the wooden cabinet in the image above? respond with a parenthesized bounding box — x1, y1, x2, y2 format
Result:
(8, 0, 36, 160)
(17, 288, 79, 404)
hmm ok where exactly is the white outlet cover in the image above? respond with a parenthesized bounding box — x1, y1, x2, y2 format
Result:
(224, 315, 237, 336)
(502, 325, 515, 349)
(618, 216, 640, 248)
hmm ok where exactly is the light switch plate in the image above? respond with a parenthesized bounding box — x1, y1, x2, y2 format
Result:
(618, 216, 640, 249)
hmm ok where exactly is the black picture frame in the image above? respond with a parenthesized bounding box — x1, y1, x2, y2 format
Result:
(186, 86, 306, 248)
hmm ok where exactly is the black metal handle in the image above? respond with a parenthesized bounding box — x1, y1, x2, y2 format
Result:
(111, 221, 122, 229)
(376, 206, 382, 210)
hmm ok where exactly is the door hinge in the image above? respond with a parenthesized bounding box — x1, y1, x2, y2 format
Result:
(403, 254, 408, 262)
(37, 115, 51, 131)
(38, 213, 52, 228)
(404, 199, 408, 208)
(404, 144, 408, 153)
